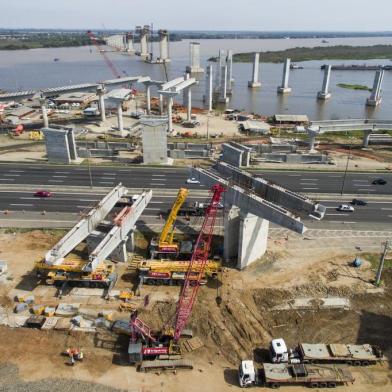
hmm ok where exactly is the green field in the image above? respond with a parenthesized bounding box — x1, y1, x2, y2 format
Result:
(337, 83, 372, 91)
(232, 45, 392, 63)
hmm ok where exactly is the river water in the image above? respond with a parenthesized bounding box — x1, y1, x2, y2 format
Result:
(1, 37, 392, 120)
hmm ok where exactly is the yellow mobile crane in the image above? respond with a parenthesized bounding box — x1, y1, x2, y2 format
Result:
(149, 188, 189, 259)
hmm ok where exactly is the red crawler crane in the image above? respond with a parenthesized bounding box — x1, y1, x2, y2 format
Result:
(86, 30, 122, 79)
(130, 183, 225, 349)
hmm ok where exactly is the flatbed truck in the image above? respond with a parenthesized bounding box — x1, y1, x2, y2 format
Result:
(270, 338, 386, 366)
(238, 361, 355, 389)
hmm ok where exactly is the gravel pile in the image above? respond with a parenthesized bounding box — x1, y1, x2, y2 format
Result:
(0, 363, 129, 392)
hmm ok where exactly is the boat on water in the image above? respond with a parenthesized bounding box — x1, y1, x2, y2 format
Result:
(290, 63, 303, 70)
(53, 58, 60, 62)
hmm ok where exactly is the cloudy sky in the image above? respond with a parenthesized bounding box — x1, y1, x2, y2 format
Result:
(0, 0, 391, 31)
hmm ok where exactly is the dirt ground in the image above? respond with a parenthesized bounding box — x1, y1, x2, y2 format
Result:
(0, 230, 391, 391)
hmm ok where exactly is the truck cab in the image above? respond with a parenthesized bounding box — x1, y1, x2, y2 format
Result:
(238, 360, 257, 387)
(270, 338, 289, 363)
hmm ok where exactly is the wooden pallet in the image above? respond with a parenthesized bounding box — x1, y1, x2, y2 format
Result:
(181, 337, 204, 353)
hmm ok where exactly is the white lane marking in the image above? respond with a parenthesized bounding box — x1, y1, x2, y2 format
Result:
(10, 203, 33, 207)
(358, 189, 375, 192)
(300, 178, 319, 181)
(151, 178, 167, 181)
(102, 173, 116, 176)
(99, 181, 114, 185)
(329, 221, 356, 224)
(149, 201, 164, 204)
(152, 174, 165, 177)
(54, 171, 69, 174)
(48, 180, 63, 183)
(328, 175, 342, 178)
(389, 215, 392, 218)
(8, 170, 24, 173)
(4, 174, 20, 176)
(79, 199, 99, 202)
(381, 208, 392, 211)
(353, 179, 369, 182)
(53, 175, 67, 178)
(77, 205, 92, 209)
(289, 174, 301, 177)
(303, 187, 319, 190)
(146, 208, 162, 211)
(0, 178, 15, 181)
(20, 197, 37, 200)
(150, 183, 166, 186)
(353, 184, 371, 187)
(327, 213, 350, 216)
(101, 177, 116, 180)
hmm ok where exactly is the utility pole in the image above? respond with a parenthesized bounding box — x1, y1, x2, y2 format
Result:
(375, 240, 391, 286)
(340, 143, 351, 196)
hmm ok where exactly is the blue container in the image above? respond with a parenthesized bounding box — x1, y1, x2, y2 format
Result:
(353, 257, 362, 268)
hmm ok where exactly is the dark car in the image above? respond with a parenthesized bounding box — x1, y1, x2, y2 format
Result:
(372, 178, 387, 185)
(351, 199, 367, 206)
(34, 190, 53, 198)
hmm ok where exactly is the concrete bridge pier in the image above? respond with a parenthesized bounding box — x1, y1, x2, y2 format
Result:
(248, 53, 261, 88)
(317, 65, 332, 100)
(366, 69, 384, 107)
(145, 85, 151, 114)
(96, 86, 106, 122)
(308, 131, 317, 153)
(159, 94, 164, 114)
(277, 58, 292, 94)
(40, 98, 49, 128)
(363, 129, 372, 147)
(116, 101, 126, 136)
(224, 206, 269, 269)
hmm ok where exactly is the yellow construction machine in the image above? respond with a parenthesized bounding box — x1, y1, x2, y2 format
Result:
(149, 188, 190, 259)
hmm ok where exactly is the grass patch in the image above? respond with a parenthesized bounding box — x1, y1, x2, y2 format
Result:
(361, 252, 392, 270)
(337, 83, 372, 91)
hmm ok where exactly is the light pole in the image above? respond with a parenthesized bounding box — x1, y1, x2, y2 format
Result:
(85, 135, 93, 189)
(206, 112, 210, 140)
(340, 141, 352, 196)
(375, 240, 391, 286)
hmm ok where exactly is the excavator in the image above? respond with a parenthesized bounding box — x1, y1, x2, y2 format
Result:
(149, 188, 190, 259)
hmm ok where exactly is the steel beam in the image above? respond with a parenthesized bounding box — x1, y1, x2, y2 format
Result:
(45, 184, 128, 265)
(85, 190, 152, 271)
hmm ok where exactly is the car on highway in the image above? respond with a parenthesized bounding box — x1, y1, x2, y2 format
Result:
(34, 190, 53, 198)
(351, 199, 367, 206)
(186, 178, 201, 184)
(337, 204, 354, 212)
(372, 178, 387, 185)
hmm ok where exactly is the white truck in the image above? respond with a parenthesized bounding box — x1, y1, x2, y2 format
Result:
(269, 338, 386, 366)
(238, 360, 355, 389)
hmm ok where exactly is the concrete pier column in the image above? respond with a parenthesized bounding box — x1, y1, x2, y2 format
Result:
(363, 129, 372, 147)
(223, 206, 240, 262)
(183, 73, 190, 107)
(40, 98, 49, 128)
(317, 65, 332, 100)
(205, 64, 213, 111)
(366, 69, 384, 107)
(146, 85, 151, 114)
(308, 133, 316, 152)
(238, 214, 269, 270)
(117, 102, 124, 133)
(159, 94, 164, 114)
(99, 94, 106, 121)
(227, 50, 234, 94)
(167, 96, 173, 133)
(111, 241, 128, 263)
(186, 42, 204, 73)
(248, 53, 261, 88)
(218, 65, 229, 104)
(277, 58, 292, 94)
(187, 87, 192, 121)
(159, 30, 170, 62)
(126, 228, 136, 252)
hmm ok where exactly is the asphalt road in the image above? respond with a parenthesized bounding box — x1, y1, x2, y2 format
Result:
(0, 190, 391, 225)
(0, 163, 391, 195)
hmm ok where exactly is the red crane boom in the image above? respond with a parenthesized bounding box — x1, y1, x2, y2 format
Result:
(130, 183, 225, 344)
(86, 30, 122, 79)
(173, 183, 225, 341)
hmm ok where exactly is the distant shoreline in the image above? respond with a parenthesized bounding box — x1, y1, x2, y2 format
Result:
(231, 45, 392, 63)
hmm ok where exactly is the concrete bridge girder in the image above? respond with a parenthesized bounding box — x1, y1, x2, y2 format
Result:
(45, 184, 128, 265)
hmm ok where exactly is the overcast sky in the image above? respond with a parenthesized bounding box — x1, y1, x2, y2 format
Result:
(0, 0, 391, 31)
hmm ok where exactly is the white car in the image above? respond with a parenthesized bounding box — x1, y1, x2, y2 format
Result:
(337, 204, 354, 212)
(186, 178, 200, 184)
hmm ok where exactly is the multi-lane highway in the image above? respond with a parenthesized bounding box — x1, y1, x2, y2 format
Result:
(0, 190, 391, 225)
(0, 163, 390, 226)
(0, 163, 390, 195)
